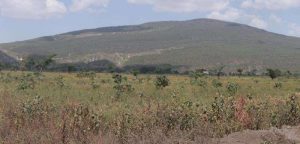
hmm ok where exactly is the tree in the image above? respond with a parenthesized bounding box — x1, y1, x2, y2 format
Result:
(209, 65, 225, 78)
(248, 69, 258, 76)
(67, 65, 76, 73)
(131, 69, 139, 79)
(237, 68, 243, 77)
(266, 69, 281, 79)
(285, 70, 293, 78)
(0, 62, 3, 71)
(215, 65, 226, 79)
(189, 70, 204, 80)
(23, 54, 56, 71)
(43, 54, 56, 67)
(36, 54, 57, 71)
(24, 56, 35, 71)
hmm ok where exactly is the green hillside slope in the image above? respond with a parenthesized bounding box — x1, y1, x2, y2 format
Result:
(0, 18, 299, 71)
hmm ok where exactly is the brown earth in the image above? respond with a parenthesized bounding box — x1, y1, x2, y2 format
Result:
(213, 125, 300, 144)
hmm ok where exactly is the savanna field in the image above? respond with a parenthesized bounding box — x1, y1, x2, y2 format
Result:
(0, 71, 300, 143)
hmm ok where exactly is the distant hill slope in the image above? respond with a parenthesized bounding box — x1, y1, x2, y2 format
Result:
(0, 18, 300, 71)
(0, 51, 17, 66)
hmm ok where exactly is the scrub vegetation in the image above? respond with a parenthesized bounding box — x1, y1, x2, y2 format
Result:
(0, 71, 299, 143)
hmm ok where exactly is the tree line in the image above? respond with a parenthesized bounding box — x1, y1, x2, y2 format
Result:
(0, 54, 298, 79)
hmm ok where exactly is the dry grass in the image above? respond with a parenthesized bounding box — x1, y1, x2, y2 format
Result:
(0, 71, 299, 143)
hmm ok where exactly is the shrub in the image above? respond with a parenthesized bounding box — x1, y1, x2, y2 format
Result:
(198, 80, 208, 88)
(226, 82, 239, 96)
(61, 104, 102, 143)
(212, 79, 223, 88)
(286, 95, 300, 125)
(189, 71, 207, 87)
(55, 75, 65, 89)
(17, 73, 37, 90)
(90, 76, 99, 89)
(155, 75, 170, 89)
(212, 79, 223, 95)
(189, 71, 204, 81)
(112, 74, 134, 98)
(76, 71, 96, 79)
(274, 82, 283, 89)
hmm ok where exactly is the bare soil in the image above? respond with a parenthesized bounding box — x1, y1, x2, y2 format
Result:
(213, 125, 300, 144)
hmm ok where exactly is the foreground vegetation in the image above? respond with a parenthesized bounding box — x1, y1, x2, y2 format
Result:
(0, 71, 299, 143)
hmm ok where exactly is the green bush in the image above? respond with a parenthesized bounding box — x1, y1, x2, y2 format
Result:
(226, 82, 239, 96)
(112, 74, 134, 98)
(155, 75, 170, 89)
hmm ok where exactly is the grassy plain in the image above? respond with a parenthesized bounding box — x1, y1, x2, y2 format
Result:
(0, 71, 299, 143)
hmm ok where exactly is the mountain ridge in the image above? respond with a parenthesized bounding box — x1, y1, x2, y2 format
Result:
(0, 18, 300, 71)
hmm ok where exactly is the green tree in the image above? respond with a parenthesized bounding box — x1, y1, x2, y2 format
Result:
(237, 68, 243, 77)
(285, 70, 293, 78)
(211, 65, 226, 79)
(266, 69, 281, 80)
(24, 56, 35, 71)
(23, 54, 56, 71)
(0, 62, 3, 71)
(131, 69, 139, 79)
(189, 71, 204, 80)
(36, 54, 57, 71)
(67, 65, 76, 73)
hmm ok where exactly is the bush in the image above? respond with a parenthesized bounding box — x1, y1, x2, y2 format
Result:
(155, 75, 170, 89)
(274, 82, 283, 89)
(212, 79, 223, 88)
(17, 73, 38, 90)
(112, 74, 134, 98)
(226, 82, 239, 96)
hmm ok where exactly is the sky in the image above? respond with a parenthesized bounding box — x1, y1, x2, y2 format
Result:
(0, 0, 300, 43)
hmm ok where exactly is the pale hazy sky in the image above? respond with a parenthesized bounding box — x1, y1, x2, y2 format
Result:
(0, 0, 300, 43)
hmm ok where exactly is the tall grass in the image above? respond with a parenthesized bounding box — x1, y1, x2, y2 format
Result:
(0, 71, 299, 143)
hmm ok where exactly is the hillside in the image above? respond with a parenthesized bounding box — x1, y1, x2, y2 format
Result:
(0, 18, 300, 71)
(0, 51, 17, 66)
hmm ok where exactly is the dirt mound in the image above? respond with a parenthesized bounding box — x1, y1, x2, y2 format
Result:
(213, 125, 300, 144)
